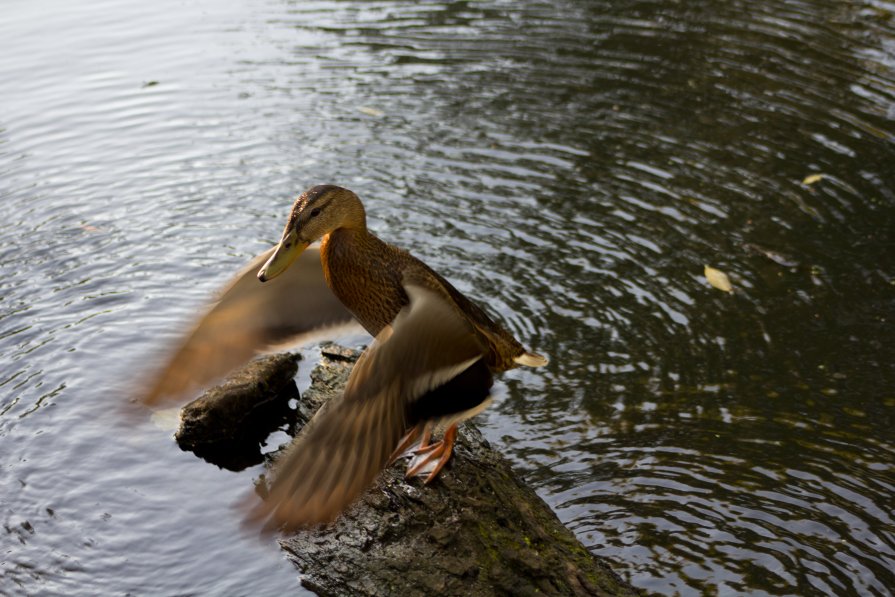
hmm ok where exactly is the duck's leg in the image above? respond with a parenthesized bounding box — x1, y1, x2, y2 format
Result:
(404, 424, 458, 483)
(388, 422, 438, 465)
(413, 425, 433, 453)
(421, 425, 457, 483)
(388, 423, 423, 465)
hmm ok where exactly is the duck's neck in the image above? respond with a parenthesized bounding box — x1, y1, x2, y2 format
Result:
(316, 193, 369, 290)
(319, 227, 370, 264)
(319, 227, 403, 336)
(318, 226, 376, 293)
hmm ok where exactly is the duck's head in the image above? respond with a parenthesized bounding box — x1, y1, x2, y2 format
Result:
(258, 185, 365, 282)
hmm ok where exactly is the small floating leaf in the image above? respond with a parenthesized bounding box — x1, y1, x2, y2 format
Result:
(802, 173, 826, 185)
(142, 80, 159, 88)
(704, 265, 733, 293)
(357, 106, 384, 117)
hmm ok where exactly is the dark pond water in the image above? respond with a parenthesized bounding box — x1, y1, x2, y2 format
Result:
(2, 0, 894, 595)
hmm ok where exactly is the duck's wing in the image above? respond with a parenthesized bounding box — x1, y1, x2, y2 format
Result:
(141, 246, 356, 406)
(250, 282, 492, 529)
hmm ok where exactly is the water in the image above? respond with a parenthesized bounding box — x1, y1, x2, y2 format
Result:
(2, 0, 894, 595)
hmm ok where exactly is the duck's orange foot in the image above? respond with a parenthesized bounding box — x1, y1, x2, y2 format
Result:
(389, 424, 421, 465)
(405, 425, 457, 483)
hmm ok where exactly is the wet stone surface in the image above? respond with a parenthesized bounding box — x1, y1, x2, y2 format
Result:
(275, 348, 638, 597)
(176, 353, 300, 471)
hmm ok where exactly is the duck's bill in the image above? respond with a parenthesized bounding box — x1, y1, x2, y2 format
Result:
(257, 232, 309, 282)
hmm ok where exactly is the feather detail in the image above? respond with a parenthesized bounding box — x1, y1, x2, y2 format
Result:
(141, 246, 355, 405)
(249, 282, 493, 529)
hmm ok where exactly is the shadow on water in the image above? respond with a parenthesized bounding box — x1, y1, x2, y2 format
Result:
(1, 0, 894, 595)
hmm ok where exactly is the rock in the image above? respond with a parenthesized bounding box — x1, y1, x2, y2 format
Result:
(175, 353, 300, 471)
(319, 341, 362, 363)
(275, 348, 640, 597)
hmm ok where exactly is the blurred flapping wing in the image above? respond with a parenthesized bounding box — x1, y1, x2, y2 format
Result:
(141, 246, 355, 406)
(251, 282, 493, 529)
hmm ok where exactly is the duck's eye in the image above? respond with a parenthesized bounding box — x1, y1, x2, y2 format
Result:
(309, 208, 321, 218)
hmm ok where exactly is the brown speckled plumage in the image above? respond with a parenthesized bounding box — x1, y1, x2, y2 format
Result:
(316, 195, 528, 373)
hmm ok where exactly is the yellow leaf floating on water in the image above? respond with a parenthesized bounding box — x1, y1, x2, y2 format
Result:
(704, 265, 733, 293)
(357, 106, 385, 117)
(802, 173, 826, 185)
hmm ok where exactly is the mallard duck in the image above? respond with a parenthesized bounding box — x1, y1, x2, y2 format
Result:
(142, 185, 547, 528)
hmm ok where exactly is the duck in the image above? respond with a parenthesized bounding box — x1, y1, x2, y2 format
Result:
(142, 184, 547, 528)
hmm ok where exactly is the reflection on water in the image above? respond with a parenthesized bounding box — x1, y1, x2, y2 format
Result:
(2, 0, 894, 594)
